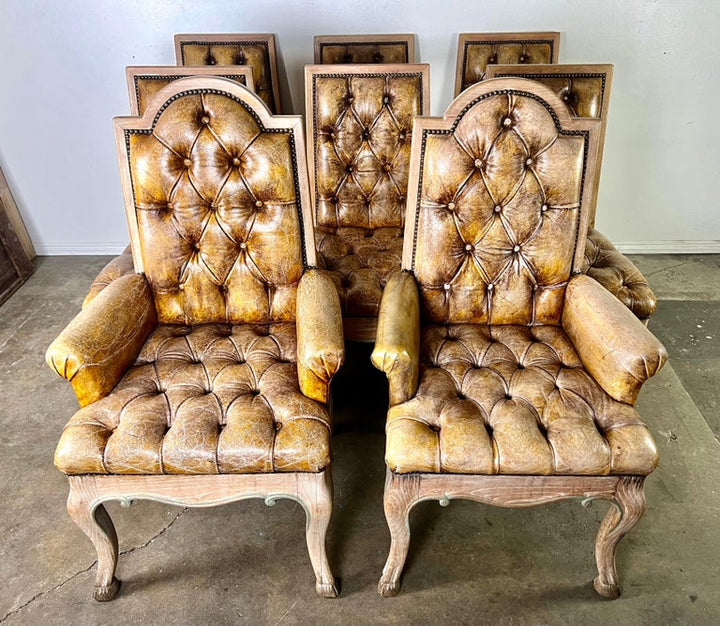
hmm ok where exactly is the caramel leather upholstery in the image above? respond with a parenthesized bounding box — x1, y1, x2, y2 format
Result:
(83, 247, 133, 307)
(483, 64, 657, 321)
(584, 229, 656, 320)
(306, 64, 429, 337)
(314, 35, 415, 64)
(175, 34, 281, 113)
(374, 78, 666, 476)
(455, 32, 560, 95)
(49, 78, 344, 476)
(126, 65, 255, 116)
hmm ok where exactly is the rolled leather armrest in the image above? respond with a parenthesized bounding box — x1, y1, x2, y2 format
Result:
(371, 271, 420, 406)
(583, 229, 657, 322)
(46, 272, 157, 407)
(296, 269, 345, 403)
(562, 274, 667, 405)
(82, 250, 134, 308)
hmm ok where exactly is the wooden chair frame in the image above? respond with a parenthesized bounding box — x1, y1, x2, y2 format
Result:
(313, 34, 415, 64)
(125, 65, 255, 116)
(64, 77, 337, 601)
(455, 32, 561, 96)
(485, 63, 613, 226)
(174, 33, 282, 114)
(304, 64, 431, 342)
(379, 78, 646, 598)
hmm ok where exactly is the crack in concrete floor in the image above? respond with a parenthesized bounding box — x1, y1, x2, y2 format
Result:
(0, 508, 187, 623)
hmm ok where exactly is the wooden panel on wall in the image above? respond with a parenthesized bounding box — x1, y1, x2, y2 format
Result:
(0, 166, 34, 305)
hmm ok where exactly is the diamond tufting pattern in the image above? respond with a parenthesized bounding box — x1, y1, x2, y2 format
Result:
(310, 67, 427, 317)
(386, 323, 658, 475)
(411, 90, 587, 325)
(127, 91, 305, 326)
(55, 323, 330, 475)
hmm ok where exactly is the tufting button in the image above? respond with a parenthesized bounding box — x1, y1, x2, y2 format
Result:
(232, 157, 241, 167)
(474, 158, 483, 169)
(383, 162, 392, 172)
(465, 243, 473, 251)
(346, 95, 354, 105)
(207, 56, 216, 65)
(201, 115, 210, 125)
(447, 202, 456, 211)
(494, 205, 501, 213)
(487, 283, 494, 291)
(365, 197, 372, 207)
(519, 54, 527, 63)
(398, 130, 406, 140)
(183, 158, 192, 168)
(374, 52, 384, 62)
(562, 94, 569, 101)
(346, 164, 354, 174)
(503, 117, 513, 127)
(255, 200, 263, 208)
(488, 55, 497, 64)
(443, 283, 451, 291)
(275, 421, 283, 431)
(541, 203, 548, 212)
(330, 196, 338, 204)
(239, 242, 247, 250)
(513, 245, 521, 253)
(167, 202, 174, 210)
(525, 157, 533, 166)
(383, 95, 390, 104)
(361, 129, 370, 140)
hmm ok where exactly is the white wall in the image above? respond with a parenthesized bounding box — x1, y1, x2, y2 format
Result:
(1, 0, 718, 254)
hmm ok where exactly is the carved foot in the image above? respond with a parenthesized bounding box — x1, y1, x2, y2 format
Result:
(93, 577, 121, 602)
(378, 575, 401, 598)
(593, 476, 646, 600)
(593, 576, 621, 599)
(316, 580, 339, 598)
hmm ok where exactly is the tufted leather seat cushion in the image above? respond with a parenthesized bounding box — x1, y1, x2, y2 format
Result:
(583, 232, 657, 322)
(55, 323, 330, 475)
(309, 68, 426, 317)
(385, 323, 658, 476)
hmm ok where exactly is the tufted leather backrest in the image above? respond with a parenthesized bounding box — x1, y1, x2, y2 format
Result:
(126, 66, 256, 116)
(455, 32, 560, 96)
(174, 34, 281, 113)
(485, 64, 613, 226)
(114, 77, 316, 326)
(314, 35, 415, 64)
(404, 78, 600, 326)
(305, 64, 430, 229)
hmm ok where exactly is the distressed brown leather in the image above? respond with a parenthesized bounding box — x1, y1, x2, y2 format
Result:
(376, 79, 665, 478)
(297, 270, 345, 403)
(177, 37, 279, 113)
(50, 78, 342, 476)
(82, 248, 133, 307)
(583, 227, 657, 322)
(47, 273, 157, 407)
(54, 322, 331, 475)
(385, 320, 659, 475)
(563, 274, 666, 405)
(309, 67, 427, 319)
(411, 91, 587, 325)
(371, 271, 420, 405)
(459, 34, 559, 93)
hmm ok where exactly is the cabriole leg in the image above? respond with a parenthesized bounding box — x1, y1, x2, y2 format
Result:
(378, 471, 419, 597)
(593, 476, 646, 599)
(298, 470, 338, 598)
(67, 477, 120, 601)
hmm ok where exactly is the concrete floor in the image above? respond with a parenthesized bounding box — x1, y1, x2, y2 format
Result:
(0, 254, 718, 625)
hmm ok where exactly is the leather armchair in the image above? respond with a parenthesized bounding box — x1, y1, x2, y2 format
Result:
(455, 32, 560, 95)
(305, 63, 430, 341)
(314, 34, 415, 64)
(47, 77, 343, 600)
(484, 63, 657, 322)
(372, 77, 667, 598)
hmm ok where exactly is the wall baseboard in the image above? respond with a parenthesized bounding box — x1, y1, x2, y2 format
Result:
(614, 241, 720, 254)
(35, 243, 128, 255)
(35, 240, 720, 256)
